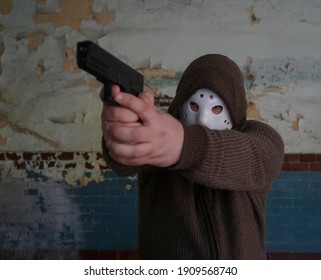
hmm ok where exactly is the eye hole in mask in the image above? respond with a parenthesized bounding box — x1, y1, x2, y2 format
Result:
(190, 102, 223, 115)
(190, 102, 199, 112)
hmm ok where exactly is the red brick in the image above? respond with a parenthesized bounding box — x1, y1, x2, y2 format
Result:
(47, 161, 56, 168)
(65, 163, 77, 169)
(14, 161, 26, 169)
(57, 152, 74, 160)
(82, 152, 90, 161)
(99, 164, 109, 170)
(316, 154, 321, 162)
(85, 162, 94, 169)
(41, 152, 56, 161)
(299, 153, 316, 162)
(292, 162, 310, 171)
(33, 161, 44, 170)
(282, 162, 292, 171)
(96, 152, 104, 160)
(6, 152, 21, 161)
(283, 154, 299, 162)
(23, 152, 37, 160)
(311, 163, 321, 171)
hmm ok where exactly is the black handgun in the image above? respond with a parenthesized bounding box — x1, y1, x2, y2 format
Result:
(76, 41, 144, 101)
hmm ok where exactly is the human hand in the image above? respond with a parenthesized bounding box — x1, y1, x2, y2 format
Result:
(101, 85, 184, 167)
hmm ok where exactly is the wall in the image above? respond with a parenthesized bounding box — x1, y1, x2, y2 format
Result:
(0, 0, 321, 259)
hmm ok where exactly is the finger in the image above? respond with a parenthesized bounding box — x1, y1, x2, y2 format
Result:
(113, 92, 157, 123)
(108, 124, 150, 143)
(101, 104, 139, 122)
(111, 84, 121, 100)
(100, 85, 122, 102)
(108, 138, 152, 158)
(139, 91, 155, 106)
(101, 121, 141, 141)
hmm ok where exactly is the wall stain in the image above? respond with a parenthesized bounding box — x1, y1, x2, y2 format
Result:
(35, 0, 115, 29)
(248, 6, 261, 27)
(292, 114, 304, 131)
(28, 32, 46, 53)
(0, 0, 13, 15)
(2, 118, 60, 149)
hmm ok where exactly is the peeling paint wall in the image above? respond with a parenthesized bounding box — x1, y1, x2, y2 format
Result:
(0, 0, 320, 153)
(1, 0, 321, 258)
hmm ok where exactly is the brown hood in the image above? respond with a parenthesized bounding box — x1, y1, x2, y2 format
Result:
(168, 54, 247, 130)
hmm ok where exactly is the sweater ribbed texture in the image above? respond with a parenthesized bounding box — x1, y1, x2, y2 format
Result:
(103, 54, 284, 259)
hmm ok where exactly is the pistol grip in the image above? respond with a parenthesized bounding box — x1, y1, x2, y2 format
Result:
(103, 82, 114, 102)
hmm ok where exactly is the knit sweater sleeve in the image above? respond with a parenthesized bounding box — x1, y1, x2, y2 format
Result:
(170, 121, 284, 192)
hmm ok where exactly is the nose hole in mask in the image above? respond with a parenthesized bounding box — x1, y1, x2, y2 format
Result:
(212, 105, 223, 115)
(190, 102, 199, 112)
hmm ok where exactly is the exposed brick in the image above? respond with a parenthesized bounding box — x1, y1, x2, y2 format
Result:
(85, 162, 94, 169)
(96, 153, 104, 160)
(41, 152, 56, 161)
(23, 152, 37, 161)
(82, 152, 90, 161)
(299, 153, 316, 162)
(316, 154, 321, 162)
(99, 164, 109, 170)
(283, 154, 299, 162)
(282, 162, 292, 171)
(57, 152, 74, 160)
(33, 161, 44, 170)
(6, 152, 21, 161)
(310, 163, 321, 171)
(65, 163, 77, 169)
(13, 161, 26, 169)
(292, 162, 310, 171)
(47, 161, 56, 168)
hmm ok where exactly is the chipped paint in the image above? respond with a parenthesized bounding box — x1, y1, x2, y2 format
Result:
(0, 0, 320, 153)
(35, 0, 115, 29)
(0, 0, 13, 15)
(247, 101, 262, 121)
(35, 0, 94, 29)
(0, 152, 107, 186)
(28, 32, 46, 53)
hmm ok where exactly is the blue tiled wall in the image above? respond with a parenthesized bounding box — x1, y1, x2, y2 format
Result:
(266, 171, 321, 253)
(0, 171, 138, 254)
(1, 170, 321, 257)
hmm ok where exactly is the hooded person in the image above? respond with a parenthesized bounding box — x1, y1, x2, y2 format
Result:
(102, 54, 284, 259)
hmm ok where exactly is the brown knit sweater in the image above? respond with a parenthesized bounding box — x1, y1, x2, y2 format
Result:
(103, 54, 284, 259)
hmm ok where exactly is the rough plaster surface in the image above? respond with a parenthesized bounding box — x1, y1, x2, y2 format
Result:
(0, 0, 320, 153)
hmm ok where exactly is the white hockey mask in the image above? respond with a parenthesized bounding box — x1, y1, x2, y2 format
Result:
(179, 88, 233, 130)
